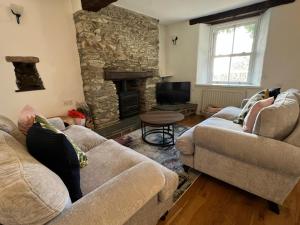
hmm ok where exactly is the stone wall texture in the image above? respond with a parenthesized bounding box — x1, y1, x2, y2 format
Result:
(74, 5, 160, 129)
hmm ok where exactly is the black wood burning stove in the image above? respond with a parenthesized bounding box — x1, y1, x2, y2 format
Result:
(118, 80, 139, 119)
(104, 71, 153, 119)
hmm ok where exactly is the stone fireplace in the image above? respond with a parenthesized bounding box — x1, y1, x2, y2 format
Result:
(74, 5, 160, 129)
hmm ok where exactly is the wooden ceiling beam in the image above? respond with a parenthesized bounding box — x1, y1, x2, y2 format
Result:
(190, 0, 296, 25)
(81, 0, 118, 12)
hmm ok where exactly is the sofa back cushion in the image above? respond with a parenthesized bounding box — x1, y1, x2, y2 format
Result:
(284, 89, 300, 146)
(0, 115, 26, 146)
(0, 130, 70, 225)
(285, 120, 300, 147)
(253, 91, 299, 140)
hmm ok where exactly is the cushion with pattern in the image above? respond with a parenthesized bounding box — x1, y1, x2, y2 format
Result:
(234, 89, 269, 124)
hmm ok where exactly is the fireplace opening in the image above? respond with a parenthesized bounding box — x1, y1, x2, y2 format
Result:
(114, 80, 140, 119)
(105, 71, 154, 120)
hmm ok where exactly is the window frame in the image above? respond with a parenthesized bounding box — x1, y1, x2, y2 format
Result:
(207, 17, 262, 86)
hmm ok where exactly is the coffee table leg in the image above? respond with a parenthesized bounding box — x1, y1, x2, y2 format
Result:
(141, 121, 145, 141)
(172, 124, 175, 145)
(162, 126, 165, 145)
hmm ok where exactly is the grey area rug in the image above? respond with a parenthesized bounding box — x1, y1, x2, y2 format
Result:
(117, 125, 200, 201)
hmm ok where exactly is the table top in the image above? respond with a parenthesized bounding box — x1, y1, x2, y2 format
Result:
(140, 111, 184, 125)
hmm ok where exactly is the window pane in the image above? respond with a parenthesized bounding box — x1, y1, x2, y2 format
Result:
(212, 57, 230, 82)
(233, 24, 255, 54)
(229, 56, 250, 82)
(215, 28, 234, 56)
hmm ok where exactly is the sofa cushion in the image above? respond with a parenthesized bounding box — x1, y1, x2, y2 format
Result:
(234, 89, 269, 124)
(212, 106, 242, 121)
(0, 115, 26, 146)
(285, 89, 300, 103)
(48, 117, 66, 131)
(179, 117, 242, 156)
(18, 105, 37, 135)
(0, 130, 70, 225)
(283, 89, 300, 146)
(177, 117, 242, 156)
(285, 120, 300, 147)
(27, 123, 82, 202)
(35, 116, 88, 168)
(253, 91, 299, 140)
(200, 117, 243, 132)
(63, 125, 107, 153)
(80, 140, 178, 202)
(243, 97, 274, 133)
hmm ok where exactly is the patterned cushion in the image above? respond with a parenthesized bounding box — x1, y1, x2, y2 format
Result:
(0, 130, 69, 225)
(35, 115, 88, 168)
(234, 89, 269, 124)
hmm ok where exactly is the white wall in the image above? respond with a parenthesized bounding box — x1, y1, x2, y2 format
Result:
(0, 0, 84, 122)
(261, 0, 300, 90)
(164, 21, 201, 103)
(71, 0, 82, 13)
(159, 24, 167, 75)
(163, 1, 300, 112)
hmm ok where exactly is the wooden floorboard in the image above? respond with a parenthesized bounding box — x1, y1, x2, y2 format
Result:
(157, 114, 300, 225)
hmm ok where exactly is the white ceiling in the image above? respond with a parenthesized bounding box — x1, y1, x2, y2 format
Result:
(114, 0, 264, 24)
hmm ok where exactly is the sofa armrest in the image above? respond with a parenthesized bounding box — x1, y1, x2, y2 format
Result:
(63, 125, 107, 152)
(194, 125, 300, 176)
(49, 162, 165, 225)
(176, 126, 196, 155)
(241, 99, 249, 108)
(48, 117, 66, 131)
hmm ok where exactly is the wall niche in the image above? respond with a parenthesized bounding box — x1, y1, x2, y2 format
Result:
(6, 56, 45, 92)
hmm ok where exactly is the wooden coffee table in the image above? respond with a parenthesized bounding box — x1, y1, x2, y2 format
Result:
(139, 111, 184, 147)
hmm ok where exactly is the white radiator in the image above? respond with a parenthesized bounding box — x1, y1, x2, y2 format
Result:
(201, 88, 247, 112)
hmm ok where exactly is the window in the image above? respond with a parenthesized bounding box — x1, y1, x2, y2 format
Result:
(208, 17, 261, 85)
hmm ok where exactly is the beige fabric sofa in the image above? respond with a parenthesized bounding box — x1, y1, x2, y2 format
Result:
(0, 116, 178, 225)
(176, 89, 300, 206)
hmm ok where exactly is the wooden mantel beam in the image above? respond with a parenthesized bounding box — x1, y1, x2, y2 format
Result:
(190, 0, 296, 25)
(81, 0, 118, 12)
(104, 71, 154, 80)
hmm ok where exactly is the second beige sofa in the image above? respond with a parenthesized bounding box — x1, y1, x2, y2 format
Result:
(176, 89, 300, 208)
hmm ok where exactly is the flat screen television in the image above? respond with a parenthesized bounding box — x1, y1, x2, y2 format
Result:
(156, 82, 191, 105)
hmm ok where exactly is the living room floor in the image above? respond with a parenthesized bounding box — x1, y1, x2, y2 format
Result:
(158, 115, 300, 225)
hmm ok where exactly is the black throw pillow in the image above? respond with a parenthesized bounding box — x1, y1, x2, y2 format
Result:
(269, 87, 281, 99)
(26, 123, 82, 202)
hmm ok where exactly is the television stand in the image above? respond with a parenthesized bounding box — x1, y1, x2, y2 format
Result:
(152, 103, 197, 118)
